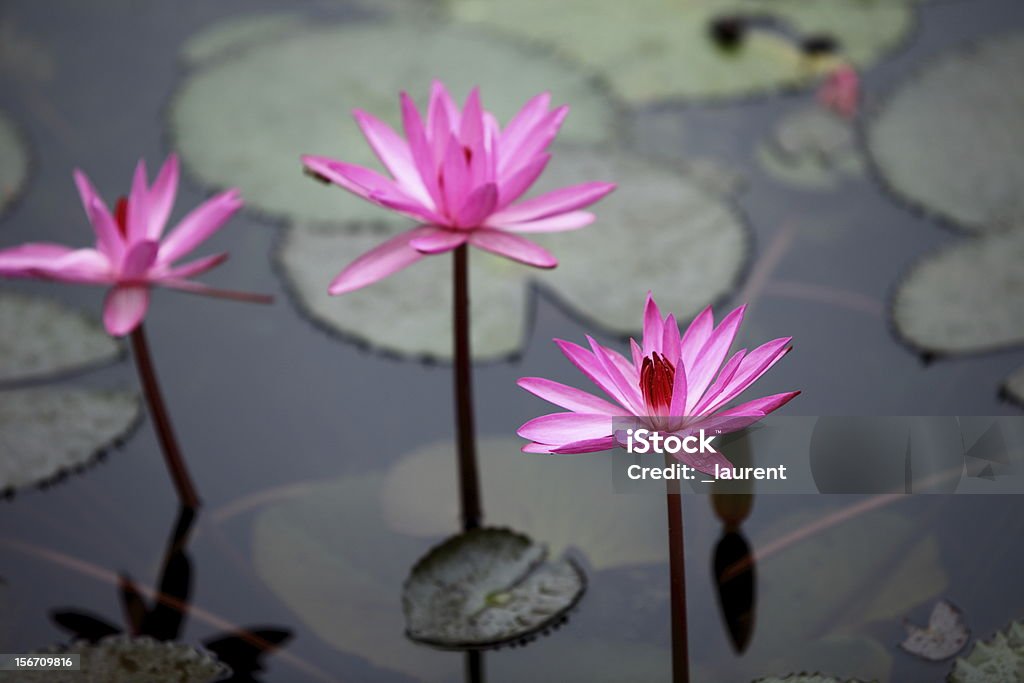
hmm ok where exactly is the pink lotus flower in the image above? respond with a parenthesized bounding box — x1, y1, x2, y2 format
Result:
(817, 65, 860, 119)
(302, 81, 616, 294)
(0, 154, 268, 336)
(517, 294, 799, 474)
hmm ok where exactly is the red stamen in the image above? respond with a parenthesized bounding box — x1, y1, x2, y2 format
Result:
(114, 197, 129, 237)
(640, 352, 676, 413)
(463, 145, 473, 164)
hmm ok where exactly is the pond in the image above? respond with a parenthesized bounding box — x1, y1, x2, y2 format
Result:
(1, 0, 1022, 681)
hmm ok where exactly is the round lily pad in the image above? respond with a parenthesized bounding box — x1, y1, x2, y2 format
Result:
(1004, 366, 1024, 407)
(179, 12, 310, 66)
(0, 110, 29, 218)
(892, 230, 1024, 355)
(436, 0, 913, 103)
(0, 388, 140, 493)
(380, 437, 667, 570)
(277, 146, 749, 360)
(170, 21, 618, 225)
(0, 292, 120, 385)
(948, 621, 1024, 683)
(0, 636, 230, 683)
(868, 33, 1024, 232)
(757, 107, 864, 189)
(403, 527, 585, 649)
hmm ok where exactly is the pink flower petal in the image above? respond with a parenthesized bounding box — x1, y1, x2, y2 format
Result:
(668, 361, 689, 417)
(517, 412, 614, 445)
(662, 313, 681, 366)
(679, 306, 714, 372)
(73, 170, 123, 259)
(686, 305, 746, 412)
(328, 225, 433, 295)
(517, 377, 623, 415)
(587, 335, 645, 416)
(103, 284, 150, 336)
(701, 338, 792, 414)
(500, 105, 567, 177)
(642, 292, 664, 358)
(692, 349, 746, 415)
(487, 181, 615, 225)
(302, 155, 441, 224)
(498, 91, 551, 163)
(159, 189, 242, 264)
(353, 109, 433, 208)
(121, 240, 158, 279)
(440, 132, 471, 218)
(467, 228, 556, 268)
(126, 158, 151, 242)
(147, 154, 179, 239)
(0, 243, 74, 275)
(401, 91, 443, 209)
(492, 211, 594, 233)
(555, 338, 634, 411)
(496, 153, 550, 209)
(551, 436, 618, 454)
(716, 391, 800, 418)
(162, 252, 228, 279)
(408, 226, 469, 254)
(455, 182, 497, 228)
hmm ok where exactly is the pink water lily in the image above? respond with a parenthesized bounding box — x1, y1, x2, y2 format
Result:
(818, 64, 860, 119)
(0, 154, 269, 336)
(302, 80, 616, 294)
(517, 293, 799, 474)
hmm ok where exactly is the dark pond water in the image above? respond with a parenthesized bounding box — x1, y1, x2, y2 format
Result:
(1, 0, 1023, 681)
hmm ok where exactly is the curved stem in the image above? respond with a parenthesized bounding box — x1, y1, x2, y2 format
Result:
(453, 245, 482, 530)
(665, 454, 689, 683)
(130, 325, 200, 509)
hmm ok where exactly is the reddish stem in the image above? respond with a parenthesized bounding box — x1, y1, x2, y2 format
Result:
(453, 244, 482, 530)
(665, 454, 690, 683)
(129, 324, 201, 509)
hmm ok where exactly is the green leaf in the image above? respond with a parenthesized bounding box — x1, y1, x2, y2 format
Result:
(179, 12, 310, 66)
(893, 230, 1024, 355)
(948, 621, 1024, 683)
(0, 110, 29, 219)
(437, 0, 913, 103)
(757, 107, 864, 190)
(380, 437, 668, 570)
(277, 146, 749, 360)
(868, 33, 1024, 233)
(403, 528, 584, 649)
(170, 21, 618, 225)
(0, 388, 140, 493)
(0, 292, 120, 385)
(0, 636, 230, 683)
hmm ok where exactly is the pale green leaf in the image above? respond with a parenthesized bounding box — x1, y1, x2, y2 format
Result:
(757, 107, 864, 189)
(179, 12, 309, 66)
(949, 621, 1024, 683)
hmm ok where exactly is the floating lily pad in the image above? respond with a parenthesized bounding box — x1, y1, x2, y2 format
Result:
(403, 527, 584, 649)
(868, 34, 1024, 232)
(179, 12, 310, 66)
(0, 636, 230, 683)
(0, 111, 29, 218)
(0, 292, 120, 385)
(757, 107, 864, 189)
(892, 230, 1024, 355)
(278, 146, 748, 360)
(1004, 366, 1024, 406)
(380, 437, 667, 570)
(948, 621, 1024, 683)
(901, 600, 969, 661)
(0, 388, 140, 493)
(436, 0, 912, 103)
(170, 21, 617, 225)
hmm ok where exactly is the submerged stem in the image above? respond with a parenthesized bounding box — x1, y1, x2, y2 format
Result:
(453, 244, 483, 531)
(664, 454, 690, 683)
(130, 325, 201, 509)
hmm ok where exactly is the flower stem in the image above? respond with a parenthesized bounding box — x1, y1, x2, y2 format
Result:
(453, 244, 482, 531)
(664, 454, 689, 683)
(129, 324, 201, 509)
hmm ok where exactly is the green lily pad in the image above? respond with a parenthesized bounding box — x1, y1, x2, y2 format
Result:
(1004, 366, 1024, 406)
(0, 636, 230, 683)
(948, 621, 1024, 683)
(0, 388, 140, 493)
(403, 528, 585, 649)
(0, 292, 120, 385)
(892, 230, 1024, 355)
(435, 0, 912, 103)
(170, 21, 617, 225)
(0, 111, 29, 218)
(868, 33, 1024, 232)
(757, 107, 864, 189)
(179, 12, 310, 66)
(278, 146, 748, 360)
(380, 437, 668, 570)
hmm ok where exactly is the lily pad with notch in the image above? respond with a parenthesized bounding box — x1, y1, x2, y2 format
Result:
(403, 527, 585, 649)
(900, 600, 969, 661)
